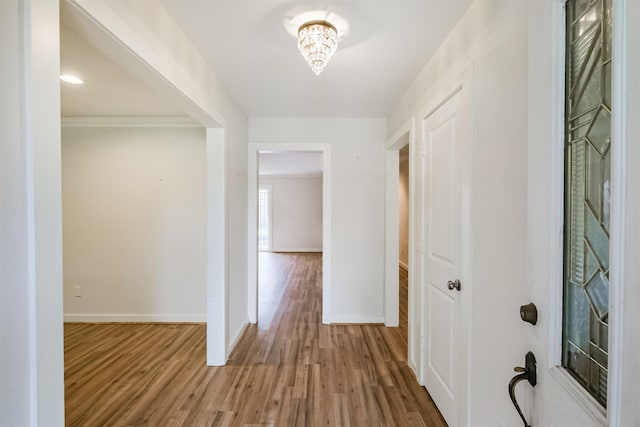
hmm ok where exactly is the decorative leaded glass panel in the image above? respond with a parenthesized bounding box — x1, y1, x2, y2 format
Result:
(563, 0, 612, 408)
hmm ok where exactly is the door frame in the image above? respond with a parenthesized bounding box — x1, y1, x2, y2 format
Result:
(247, 143, 332, 324)
(417, 62, 474, 426)
(385, 118, 420, 375)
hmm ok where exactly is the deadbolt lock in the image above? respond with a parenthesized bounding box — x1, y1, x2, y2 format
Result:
(447, 279, 461, 291)
(519, 303, 538, 325)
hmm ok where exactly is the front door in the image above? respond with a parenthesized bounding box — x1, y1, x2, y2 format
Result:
(421, 88, 469, 426)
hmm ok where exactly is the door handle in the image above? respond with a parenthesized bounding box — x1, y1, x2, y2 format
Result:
(508, 351, 537, 427)
(447, 279, 461, 291)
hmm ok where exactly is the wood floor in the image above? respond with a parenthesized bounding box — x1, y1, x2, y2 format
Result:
(399, 264, 409, 348)
(64, 252, 446, 426)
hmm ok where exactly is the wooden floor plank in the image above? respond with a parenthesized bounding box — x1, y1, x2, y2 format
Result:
(65, 252, 446, 426)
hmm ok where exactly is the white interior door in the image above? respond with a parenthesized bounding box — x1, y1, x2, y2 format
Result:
(421, 89, 467, 427)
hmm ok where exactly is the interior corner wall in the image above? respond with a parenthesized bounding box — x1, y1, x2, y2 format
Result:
(250, 118, 386, 323)
(398, 160, 409, 268)
(62, 126, 207, 321)
(259, 176, 323, 252)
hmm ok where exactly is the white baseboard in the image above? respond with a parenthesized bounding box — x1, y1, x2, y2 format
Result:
(271, 248, 323, 253)
(399, 261, 409, 271)
(330, 315, 385, 324)
(64, 313, 206, 323)
(227, 321, 250, 358)
(408, 358, 418, 378)
(408, 359, 424, 386)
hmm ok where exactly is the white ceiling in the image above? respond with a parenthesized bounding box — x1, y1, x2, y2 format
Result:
(161, 0, 471, 117)
(61, 1, 472, 118)
(60, 24, 184, 117)
(259, 152, 323, 177)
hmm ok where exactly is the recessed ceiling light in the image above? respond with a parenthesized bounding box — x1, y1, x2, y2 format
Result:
(60, 74, 84, 85)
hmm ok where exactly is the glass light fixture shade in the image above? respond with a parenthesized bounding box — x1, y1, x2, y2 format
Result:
(297, 20, 338, 76)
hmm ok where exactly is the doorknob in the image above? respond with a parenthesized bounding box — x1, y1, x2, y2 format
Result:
(508, 351, 537, 427)
(447, 279, 461, 291)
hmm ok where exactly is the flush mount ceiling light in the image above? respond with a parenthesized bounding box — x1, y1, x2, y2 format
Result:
(297, 20, 337, 76)
(285, 11, 348, 76)
(60, 74, 84, 85)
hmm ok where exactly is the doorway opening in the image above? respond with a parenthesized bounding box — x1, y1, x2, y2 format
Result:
(385, 122, 418, 373)
(256, 151, 324, 327)
(398, 145, 410, 345)
(248, 144, 332, 325)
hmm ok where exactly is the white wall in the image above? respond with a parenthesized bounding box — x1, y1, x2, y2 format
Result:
(250, 118, 386, 323)
(62, 126, 206, 321)
(398, 159, 409, 268)
(389, 0, 639, 426)
(0, 1, 65, 425)
(259, 176, 323, 252)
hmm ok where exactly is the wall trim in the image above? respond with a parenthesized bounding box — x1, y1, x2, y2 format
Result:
(384, 116, 418, 378)
(272, 248, 323, 253)
(330, 315, 385, 324)
(226, 321, 250, 358)
(408, 359, 418, 377)
(61, 116, 199, 128)
(64, 314, 206, 323)
(259, 173, 323, 179)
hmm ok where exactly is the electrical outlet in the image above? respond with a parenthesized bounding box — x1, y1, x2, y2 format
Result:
(73, 285, 82, 298)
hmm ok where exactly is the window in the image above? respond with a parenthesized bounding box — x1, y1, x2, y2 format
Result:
(258, 185, 272, 251)
(562, 0, 612, 408)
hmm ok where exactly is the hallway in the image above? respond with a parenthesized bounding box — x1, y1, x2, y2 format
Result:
(64, 253, 445, 426)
